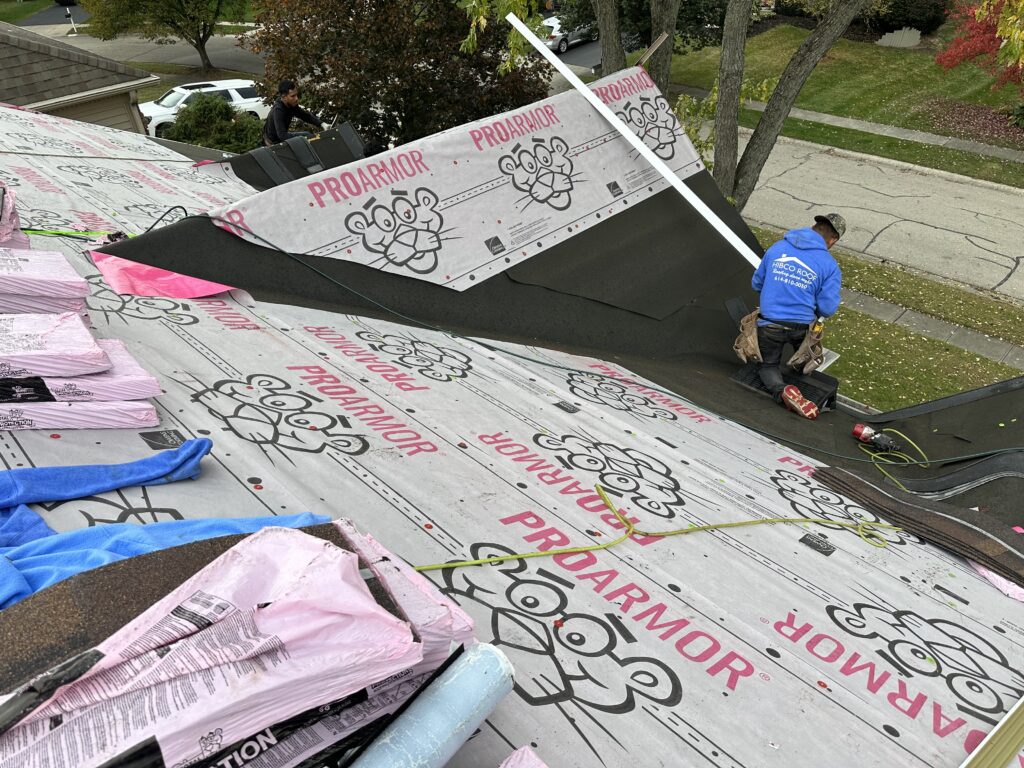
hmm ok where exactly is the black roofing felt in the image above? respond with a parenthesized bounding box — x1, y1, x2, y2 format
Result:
(99, 170, 1024, 518)
(0, 21, 153, 106)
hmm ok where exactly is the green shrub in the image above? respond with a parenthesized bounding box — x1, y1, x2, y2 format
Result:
(774, 0, 812, 16)
(1008, 103, 1024, 129)
(165, 92, 262, 154)
(867, 0, 949, 34)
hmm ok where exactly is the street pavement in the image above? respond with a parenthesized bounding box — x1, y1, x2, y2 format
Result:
(24, 25, 263, 74)
(18, 3, 89, 25)
(740, 131, 1024, 304)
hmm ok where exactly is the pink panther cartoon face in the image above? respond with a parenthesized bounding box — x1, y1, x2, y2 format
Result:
(618, 96, 678, 160)
(499, 136, 576, 211)
(345, 188, 445, 274)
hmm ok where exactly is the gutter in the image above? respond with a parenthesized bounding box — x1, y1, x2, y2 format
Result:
(25, 76, 161, 110)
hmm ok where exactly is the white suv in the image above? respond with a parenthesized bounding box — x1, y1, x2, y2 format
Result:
(140, 80, 271, 138)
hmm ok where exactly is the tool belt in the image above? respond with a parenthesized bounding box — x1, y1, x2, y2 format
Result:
(733, 308, 826, 374)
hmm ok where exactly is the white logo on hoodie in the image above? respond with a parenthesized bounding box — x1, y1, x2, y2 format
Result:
(771, 253, 817, 290)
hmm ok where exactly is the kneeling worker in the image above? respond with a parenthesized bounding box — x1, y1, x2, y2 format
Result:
(751, 213, 845, 420)
(263, 80, 325, 146)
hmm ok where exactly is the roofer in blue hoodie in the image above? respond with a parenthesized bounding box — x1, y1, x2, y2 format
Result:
(751, 213, 845, 420)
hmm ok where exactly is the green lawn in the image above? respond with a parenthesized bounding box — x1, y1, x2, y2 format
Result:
(826, 307, 1018, 411)
(747, 223, 1024, 408)
(0, 0, 51, 24)
(748, 224, 1024, 348)
(738, 108, 1024, 189)
(133, 62, 258, 103)
(672, 25, 1022, 135)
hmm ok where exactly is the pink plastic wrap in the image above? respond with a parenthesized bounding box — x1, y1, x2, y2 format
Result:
(5, 339, 162, 402)
(0, 400, 158, 429)
(0, 294, 86, 314)
(0, 183, 30, 251)
(335, 520, 475, 669)
(0, 527, 423, 768)
(0, 312, 110, 378)
(499, 747, 551, 768)
(91, 250, 234, 298)
(970, 561, 1024, 602)
(0, 247, 89, 297)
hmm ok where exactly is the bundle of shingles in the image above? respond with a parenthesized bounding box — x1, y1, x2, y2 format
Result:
(0, 520, 512, 768)
(0, 247, 160, 430)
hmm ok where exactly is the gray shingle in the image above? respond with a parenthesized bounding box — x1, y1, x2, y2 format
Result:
(0, 21, 153, 106)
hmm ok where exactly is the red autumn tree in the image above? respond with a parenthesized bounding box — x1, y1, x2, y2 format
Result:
(936, 0, 1023, 91)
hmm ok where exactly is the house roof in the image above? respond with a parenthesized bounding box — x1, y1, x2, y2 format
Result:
(2, 80, 1024, 768)
(0, 21, 157, 108)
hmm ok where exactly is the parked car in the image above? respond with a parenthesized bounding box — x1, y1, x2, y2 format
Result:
(139, 80, 270, 138)
(542, 16, 597, 54)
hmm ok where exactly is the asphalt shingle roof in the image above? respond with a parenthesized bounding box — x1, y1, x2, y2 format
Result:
(0, 21, 153, 106)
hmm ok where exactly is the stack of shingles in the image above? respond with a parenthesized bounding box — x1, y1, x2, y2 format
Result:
(0, 521, 513, 768)
(0, 247, 160, 430)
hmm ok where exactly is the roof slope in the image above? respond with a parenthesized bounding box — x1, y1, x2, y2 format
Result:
(0, 21, 154, 107)
(3, 101, 1024, 768)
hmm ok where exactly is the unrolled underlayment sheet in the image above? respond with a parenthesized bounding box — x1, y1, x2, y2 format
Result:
(0, 107, 255, 237)
(209, 67, 703, 290)
(5, 288, 1019, 768)
(1, 104, 1022, 768)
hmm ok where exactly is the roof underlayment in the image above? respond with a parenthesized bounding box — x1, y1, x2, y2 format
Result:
(1, 77, 1023, 767)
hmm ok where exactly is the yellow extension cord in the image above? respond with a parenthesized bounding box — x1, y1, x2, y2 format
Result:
(857, 428, 930, 492)
(413, 484, 902, 572)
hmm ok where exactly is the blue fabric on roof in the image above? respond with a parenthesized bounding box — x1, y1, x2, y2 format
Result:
(0, 438, 329, 609)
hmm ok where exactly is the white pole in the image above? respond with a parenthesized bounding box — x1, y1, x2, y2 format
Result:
(504, 13, 761, 269)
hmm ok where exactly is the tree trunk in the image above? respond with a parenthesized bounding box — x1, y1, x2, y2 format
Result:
(194, 28, 214, 71)
(591, 0, 625, 77)
(731, 0, 874, 210)
(713, 0, 753, 196)
(647, 0, 681, 96)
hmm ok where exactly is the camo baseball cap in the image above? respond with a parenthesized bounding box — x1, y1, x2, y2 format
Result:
(814, 212, 846, 240)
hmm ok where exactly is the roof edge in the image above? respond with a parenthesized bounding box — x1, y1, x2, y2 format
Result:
(25, 76, 161, 110)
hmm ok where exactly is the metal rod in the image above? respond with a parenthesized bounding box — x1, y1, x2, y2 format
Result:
(505, 13, 760, 268)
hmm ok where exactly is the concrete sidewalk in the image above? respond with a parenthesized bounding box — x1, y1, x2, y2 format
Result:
(842, 288, 1024, 370)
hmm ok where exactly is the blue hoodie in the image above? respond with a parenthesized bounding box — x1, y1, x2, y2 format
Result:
(752, 227, 841, 325)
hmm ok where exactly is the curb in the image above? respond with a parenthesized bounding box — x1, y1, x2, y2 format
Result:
(738, 126, 1024, 194)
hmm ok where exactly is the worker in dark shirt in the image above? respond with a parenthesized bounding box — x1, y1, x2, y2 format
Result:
(262, 80, 324, 146)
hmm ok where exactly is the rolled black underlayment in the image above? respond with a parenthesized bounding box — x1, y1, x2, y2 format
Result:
(815, 467, 1024, 589)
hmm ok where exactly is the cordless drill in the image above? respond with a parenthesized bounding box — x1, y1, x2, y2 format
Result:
(852, 424, 903, 453)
